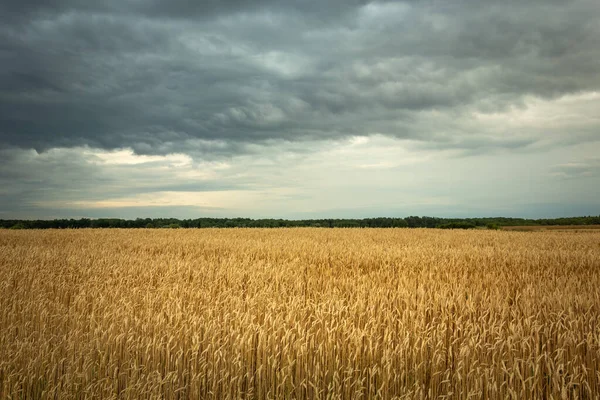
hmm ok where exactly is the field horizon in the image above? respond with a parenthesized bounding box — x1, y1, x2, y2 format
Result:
(2, 214, 600, 230)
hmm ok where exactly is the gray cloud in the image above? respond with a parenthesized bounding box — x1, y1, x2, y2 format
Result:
(2, 139, 599, 219)
(551, 159, 600, 179)
(0, 147, 246, 204)
(1, 0, 599, 156)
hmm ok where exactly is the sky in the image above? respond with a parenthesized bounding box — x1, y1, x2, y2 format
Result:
(1, 0, 599, 220)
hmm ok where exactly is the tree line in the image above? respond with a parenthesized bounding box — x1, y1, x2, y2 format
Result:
(2, 215, 599, 230)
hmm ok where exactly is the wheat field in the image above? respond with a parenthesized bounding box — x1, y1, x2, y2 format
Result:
(1, 228, 599, 399)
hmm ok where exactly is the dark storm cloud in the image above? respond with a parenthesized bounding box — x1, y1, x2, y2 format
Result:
(1, 0, 370, 22)
(1, 0, 599, 156)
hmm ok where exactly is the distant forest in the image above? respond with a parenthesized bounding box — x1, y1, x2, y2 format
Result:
(2, 216, 600, 229)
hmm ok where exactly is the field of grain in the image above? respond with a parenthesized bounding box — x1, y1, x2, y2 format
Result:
(1, 228, 599, 399)
(502, 225, 600, 232)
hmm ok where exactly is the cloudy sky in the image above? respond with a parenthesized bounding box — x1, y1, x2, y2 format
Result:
(1, 0, 599, 219)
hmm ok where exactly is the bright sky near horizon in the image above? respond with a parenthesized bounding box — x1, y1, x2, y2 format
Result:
(1, 0, 599, 219)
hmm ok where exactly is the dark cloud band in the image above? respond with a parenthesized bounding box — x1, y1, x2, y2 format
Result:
(1, 0, 599, 155)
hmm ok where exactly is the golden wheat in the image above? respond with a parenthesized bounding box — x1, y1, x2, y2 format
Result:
(1, 228, 599, 399)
